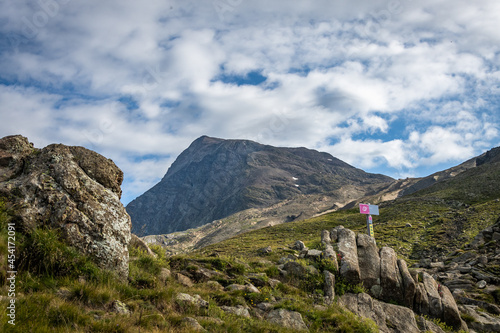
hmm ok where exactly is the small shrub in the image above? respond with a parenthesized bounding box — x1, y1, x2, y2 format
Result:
(264, 265, 280, 278)
(461, 313, 477, 323)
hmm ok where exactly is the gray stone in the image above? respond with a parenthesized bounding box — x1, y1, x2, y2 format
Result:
(477, 255, 488, 265)
(398, 259, 416, 308)
(414, 282, 430, 315)
(258, 246, 272, 255)
(266, 309, 308, 331)
(130, 234, 157, 258)
(176, 273, 194, 287)
(278, 256, 295, 265)
(248, 273, 268, 287)
(206, 280, 224, 291)
(429, 262, 445, 270)
(323, 245, 339, 272)
(176, 293, 209, 308)
(324, 270, 335, 305)
(339, 293, 420, 333)
(245, 283, 261, 293)
(306, 265, 319, 275)
(305, 249, 323, 260)
(111, 300, 130, 315)
(415, 316, 446, 333)
(440, 284, 468, 331)
(220, 305, 251, 318)
(321, 229, 331, 245)
(268, 279, 281, 288)
(182, 317, 206, 332)
(455, 295, 500, 315)
(379, 247, 404, 305)
(460, 305, 500, 333)
(0, 135, 131, 278)
(292, 240, 307, 251)
(477, 280, 487, 289)
(443, 278, 475, 291)
(158, 268, 171, 284)
(421, 272, 443, 319)
(283, 261, 307, 277)
(225, 284, 247, 292)
(337, 228, 361, 285)
(330, 227, 339, 243)
(357, 233, 380, 295)
(256, 302, 274, 312)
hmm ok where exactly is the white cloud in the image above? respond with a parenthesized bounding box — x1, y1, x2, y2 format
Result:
(0, 0, 499, 203)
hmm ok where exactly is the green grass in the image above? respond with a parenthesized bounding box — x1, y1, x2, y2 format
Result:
(0, 200, 377, 332)
(198, 196, 500, 264)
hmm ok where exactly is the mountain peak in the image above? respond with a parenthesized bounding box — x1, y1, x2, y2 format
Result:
(126, 137, 393, 236)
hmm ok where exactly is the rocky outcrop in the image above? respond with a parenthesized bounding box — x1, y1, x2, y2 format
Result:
(459, 305, 500, 332)
(328, 226, 467, 331)
(379, 247, 403, 304)
(339, 292, 420, 333)
(0, 135, 131, 278)
(357, 233, 381, 297)
(337, 227, 361, 285)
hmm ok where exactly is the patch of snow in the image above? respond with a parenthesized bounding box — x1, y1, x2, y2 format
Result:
(327, 159, 332, 161)
(292, 177, 298, 180)
(294, 184, 300, 187)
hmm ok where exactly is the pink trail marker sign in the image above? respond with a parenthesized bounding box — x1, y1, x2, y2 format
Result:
(359, 203, 379, 238)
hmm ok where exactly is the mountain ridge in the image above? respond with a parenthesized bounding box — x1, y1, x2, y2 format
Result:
(127, 135, 393, 236)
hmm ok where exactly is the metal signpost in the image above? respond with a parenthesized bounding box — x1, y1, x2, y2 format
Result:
(359, 203, 379, 238)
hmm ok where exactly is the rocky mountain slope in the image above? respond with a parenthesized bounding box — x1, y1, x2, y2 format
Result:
(140, 144, 500, 257)
(0, 135, 131, 278)
(127, 136, 393, 236)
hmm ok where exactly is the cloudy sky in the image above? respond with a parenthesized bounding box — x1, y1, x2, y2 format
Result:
(1, 0, 499, 205)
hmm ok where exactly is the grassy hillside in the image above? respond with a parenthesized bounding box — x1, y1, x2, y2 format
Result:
(0, 200, 376, 332)
(199, 163, 500, 263)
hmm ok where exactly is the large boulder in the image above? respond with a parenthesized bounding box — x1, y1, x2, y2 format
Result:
(421, 272, 443, 319)
(339, 292, 420, 333)
(337, 227, 361, 285)
(379, 247, 404, 305)
(440, 284, 468, 331)
(356, 233, 381, 297)
(397, 259, 416, 308)
(0, 135, 131, 278)
(266, 309, 308, 331)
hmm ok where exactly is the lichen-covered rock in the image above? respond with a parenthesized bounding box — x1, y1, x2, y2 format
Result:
(357, 233, 380, 296)
(182, 317, 206, 332)
(0, 135, 130, 278)
(421, 272, 443, 319)
(397, 259, 416, 308)
(440, 283, 468, 331)
(130, 234, 157, 257)
(220, 305, 251, 318)
(339, 292, 420, 333)
(266, 308, 308, 331)
(321, 229, 331, 245)
(414, 282, 430, 315)
(324, 270, 335, 305)
(337, 228, 361, 285)
(460, 304, 500, 332)
(379, 247, 404, 305)
(176, 293, 209, 308)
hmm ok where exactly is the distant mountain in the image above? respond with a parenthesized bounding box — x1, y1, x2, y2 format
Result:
(405, 146, 500, 203)
(126, 136, 393, 236)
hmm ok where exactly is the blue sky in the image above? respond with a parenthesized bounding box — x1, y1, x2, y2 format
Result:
(0, 0, 499, 205)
